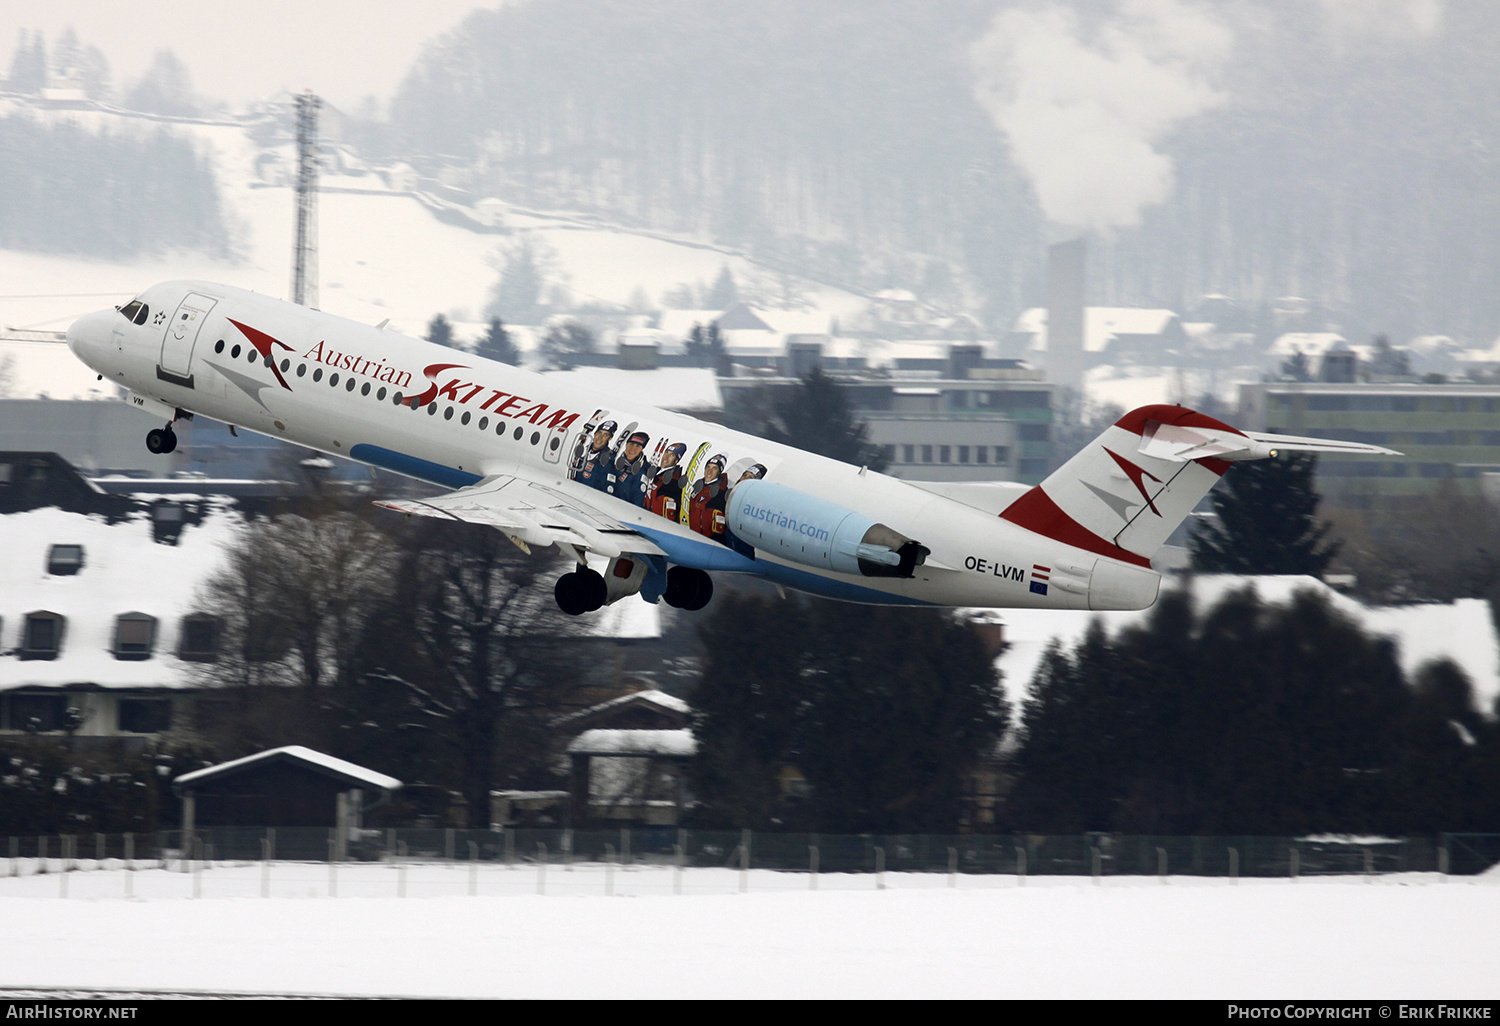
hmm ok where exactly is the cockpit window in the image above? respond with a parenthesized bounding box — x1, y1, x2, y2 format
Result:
(133, 303, 150, 326)
(119, 300, 143, 322)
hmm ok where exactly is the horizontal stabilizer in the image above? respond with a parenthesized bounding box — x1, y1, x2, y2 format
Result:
(1138, 421, 1400, 463)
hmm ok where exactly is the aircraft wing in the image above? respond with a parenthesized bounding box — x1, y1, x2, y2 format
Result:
(1138, 420, 1401, 463)
(374, 474, 667, 562)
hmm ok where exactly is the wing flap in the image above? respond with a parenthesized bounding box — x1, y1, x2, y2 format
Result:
(374, 475, 666, 559)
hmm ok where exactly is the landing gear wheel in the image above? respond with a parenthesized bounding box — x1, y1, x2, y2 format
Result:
(578, 568, 607, 610)
(554, 568, 608, 616)
(663, 567, 713, 611)
(145, 426, 177, 454)
(555, 573, 587, 615)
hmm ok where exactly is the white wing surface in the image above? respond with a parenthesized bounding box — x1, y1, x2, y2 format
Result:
(374, 474, 667, 562)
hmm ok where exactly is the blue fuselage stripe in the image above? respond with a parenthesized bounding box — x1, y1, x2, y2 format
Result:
(629, 523, 931, 605)
(349, 443, 481, 489)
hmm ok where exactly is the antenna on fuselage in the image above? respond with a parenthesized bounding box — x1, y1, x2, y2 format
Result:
(291, 90, 320, 310)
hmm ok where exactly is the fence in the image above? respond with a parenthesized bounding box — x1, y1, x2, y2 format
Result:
(5, 829, 1496, 879)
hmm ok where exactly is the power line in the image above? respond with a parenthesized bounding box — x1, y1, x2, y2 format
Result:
(0, 292, 133, 299)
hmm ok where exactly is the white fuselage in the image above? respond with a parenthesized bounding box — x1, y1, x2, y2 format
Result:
(67, 280, 1159, 610)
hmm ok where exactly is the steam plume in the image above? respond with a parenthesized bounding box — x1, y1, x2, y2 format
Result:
(970, 0, 1232, 234)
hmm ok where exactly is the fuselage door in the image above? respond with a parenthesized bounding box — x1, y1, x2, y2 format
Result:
(157, 292, 218, 387)
(542, 414, 573, 464)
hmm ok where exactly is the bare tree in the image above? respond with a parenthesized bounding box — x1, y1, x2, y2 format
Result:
(361, 522, 598, 826)
(200, 508, 396, 694)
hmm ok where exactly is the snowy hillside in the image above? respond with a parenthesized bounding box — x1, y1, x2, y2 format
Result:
(0, 101, 866, 346)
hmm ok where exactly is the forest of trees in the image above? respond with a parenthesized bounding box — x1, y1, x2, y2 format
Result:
(383, 0, 1500, 342)
(0, 115, 230, 258)
(1006, 585, 1499, 835)
(0, 30, 226, 259)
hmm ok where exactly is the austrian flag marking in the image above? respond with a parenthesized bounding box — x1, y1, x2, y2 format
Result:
(1031, 564, 1050, 596)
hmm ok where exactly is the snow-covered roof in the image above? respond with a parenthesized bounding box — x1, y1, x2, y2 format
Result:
(0, 505, 245, 691)
(656, 310, 730, 340)
(983, 575, 1500, 717)
(567, 728, 697, 757)
(751, 308, 836, 337)
(1015, 308, 1181, 354)
(175, 745, 402, 791)
(1267, 332, 1348, 357)
(556, 688, 690, 726)
(540, 367, 722, 414)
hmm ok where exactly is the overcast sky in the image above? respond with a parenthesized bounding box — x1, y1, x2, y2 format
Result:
(0, 0, 492, 110)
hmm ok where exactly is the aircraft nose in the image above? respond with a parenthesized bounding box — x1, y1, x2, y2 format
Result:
(66, 308, 117, 367)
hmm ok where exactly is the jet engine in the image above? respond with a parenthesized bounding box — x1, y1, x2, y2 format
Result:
(726, 479, 928, 578)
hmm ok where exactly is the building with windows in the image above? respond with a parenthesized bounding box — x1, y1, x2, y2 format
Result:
(721, 362, 1056, 484)
(0, 497, 244, 747)
(1238, 381, 1500, 509)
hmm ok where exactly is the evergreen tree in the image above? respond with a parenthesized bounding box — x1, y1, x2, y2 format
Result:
(764, 367, 887, 471)
(78, 45, 111, 100)
(486, 237, 549, 324)
(705, 264, 737, 309)
(1003, 584, 1493, 835)
(477, 317, 518, 365)
(538, 319, 595, 370)
(685, 323, 706, 366)
(5, 30, 46, 93)
(704, 321, 729, 375)
(690, 593, 1007, 832)
(51, 27, 80, 78)
(426, 313, 454, 348)
(124, 49, 199, 117)
(1189, 454, 1338, 575)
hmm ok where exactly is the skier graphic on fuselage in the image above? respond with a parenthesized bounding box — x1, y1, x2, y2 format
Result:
(605, 430, 650, 505)
(644, 441, 688, 519)
(688, 453, 730, 543)
(571, 419, 618, 491)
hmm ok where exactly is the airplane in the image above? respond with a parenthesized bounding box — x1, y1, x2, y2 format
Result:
(65, 280, 1399, 616)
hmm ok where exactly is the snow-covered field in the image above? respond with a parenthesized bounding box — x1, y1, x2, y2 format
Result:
(1, 861, 1496, 998)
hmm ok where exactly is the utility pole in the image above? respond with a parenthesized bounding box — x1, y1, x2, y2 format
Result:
(291, 91, 320, 309)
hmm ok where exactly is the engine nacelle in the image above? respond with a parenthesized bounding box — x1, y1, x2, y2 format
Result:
(726, 479, 928, 578)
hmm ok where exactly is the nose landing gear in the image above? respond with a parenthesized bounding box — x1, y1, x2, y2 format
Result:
(144, 407, 191, 454)
(145, 424, 177, 454)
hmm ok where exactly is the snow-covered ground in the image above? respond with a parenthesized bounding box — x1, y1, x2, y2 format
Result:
(0, 862, 1495, 998)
